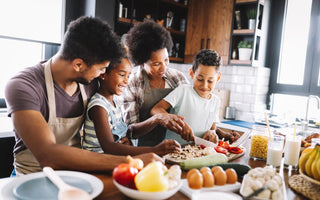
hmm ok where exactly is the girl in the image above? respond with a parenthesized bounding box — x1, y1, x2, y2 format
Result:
(82, 57, 181, 156)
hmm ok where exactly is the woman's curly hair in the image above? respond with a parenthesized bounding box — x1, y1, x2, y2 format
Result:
(192, 49, 222, 72)
(126, 19, 173, 65)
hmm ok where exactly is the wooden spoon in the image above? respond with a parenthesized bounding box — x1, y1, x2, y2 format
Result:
(43, 167, 92, 200)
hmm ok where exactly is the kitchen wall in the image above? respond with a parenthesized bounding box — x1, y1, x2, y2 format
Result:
(169, 63, 271, 122)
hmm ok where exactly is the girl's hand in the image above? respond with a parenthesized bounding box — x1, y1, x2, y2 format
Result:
(203, 130, 218, 144)
(118, 137, 132, 145)
(153, 139, 181, 156)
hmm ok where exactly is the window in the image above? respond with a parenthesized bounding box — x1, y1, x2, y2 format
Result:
(0, 0, 65, 107)
(269, 0, 320, 120)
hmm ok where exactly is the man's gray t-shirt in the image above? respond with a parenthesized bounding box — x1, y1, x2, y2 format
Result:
(5, 62, 98, 155)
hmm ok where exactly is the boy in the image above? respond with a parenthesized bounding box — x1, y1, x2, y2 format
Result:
(151, 49, 222, 145)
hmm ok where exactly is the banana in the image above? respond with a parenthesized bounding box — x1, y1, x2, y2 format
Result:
(299, 149, 313, 173)
(305, 149, 317, 177)
(316, 153, 320, 181)
(311, 149, 320, 179)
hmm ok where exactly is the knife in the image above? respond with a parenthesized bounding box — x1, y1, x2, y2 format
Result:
(194, 136, 217, 148)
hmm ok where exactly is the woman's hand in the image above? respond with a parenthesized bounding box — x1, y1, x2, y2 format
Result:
(152, 139, 181, 156)
(156, 113, 185, 134)
(180, 122, 194, 142)
(203, 130, 219, 144)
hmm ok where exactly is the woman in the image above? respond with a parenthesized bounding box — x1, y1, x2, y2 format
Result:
(122, 20, 189, 147)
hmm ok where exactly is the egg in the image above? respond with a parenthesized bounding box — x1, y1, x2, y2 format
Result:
(211, 166, 223, 174)
(212, 168, 227, 185)
(187, 171, 203, 189)
(225, 168, 238, 184)
(187, 169, 200, 180)
(200, 167, 211, 174)
(201, 170, 214, 187)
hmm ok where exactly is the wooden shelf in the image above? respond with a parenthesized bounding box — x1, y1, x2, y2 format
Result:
(233, 29, 255, 35)
(118, 18, 140, 25)
(167, 28, 185, 36)
(169, 57, 184, 62)
(161, 0, 188, 8)
(230, 59, 252, 65)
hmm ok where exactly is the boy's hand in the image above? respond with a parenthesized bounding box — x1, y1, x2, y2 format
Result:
(156, 113, 185, 133)
(180, 122, 194, 142)
(152, 139, 181, 156)
(203, 130, 219, 144)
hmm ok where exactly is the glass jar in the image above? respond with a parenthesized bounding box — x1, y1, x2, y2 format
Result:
(250, 125, 269, 160)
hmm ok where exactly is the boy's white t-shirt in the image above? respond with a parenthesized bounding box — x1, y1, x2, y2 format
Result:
(164, 84, 220, 145)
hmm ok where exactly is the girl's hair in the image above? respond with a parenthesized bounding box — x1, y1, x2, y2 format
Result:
(105, 55, 129, 74)
(192, 49, 222, 72)
(126, 19, 173, 65)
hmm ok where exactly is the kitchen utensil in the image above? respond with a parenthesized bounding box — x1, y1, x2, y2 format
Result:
(43, 167, 92, 200)
(242, 186, 267, 200)
(225, 106, 236, 120)
(194, 136, 217, 148)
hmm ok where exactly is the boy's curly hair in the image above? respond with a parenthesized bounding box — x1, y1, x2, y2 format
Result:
(61, 16, 124, 67)
(126, 19, 173, 65)
(192, 49, 222, 72)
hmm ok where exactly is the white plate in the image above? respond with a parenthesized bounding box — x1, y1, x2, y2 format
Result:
(216, 123, 250, 147)
(191, 191, 242, 200)
(1, 171, 103, 200)
(113, 179, 181, 200)
(179, 178, 241, 199)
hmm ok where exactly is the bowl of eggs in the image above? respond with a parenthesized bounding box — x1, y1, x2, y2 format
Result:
(113, 179, 182, 200)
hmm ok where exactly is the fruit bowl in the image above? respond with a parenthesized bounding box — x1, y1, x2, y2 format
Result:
(299, 169, 320, 186)
(113, 179, 182, 200)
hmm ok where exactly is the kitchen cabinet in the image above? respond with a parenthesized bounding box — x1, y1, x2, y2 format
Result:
(184, 0, 234, 65)
(113, 0, 189, 63)
(229, 0, 270, 66)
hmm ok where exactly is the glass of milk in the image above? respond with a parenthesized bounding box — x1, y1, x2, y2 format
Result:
(284, 135, 301, 170)
(267, 135, 284, 168)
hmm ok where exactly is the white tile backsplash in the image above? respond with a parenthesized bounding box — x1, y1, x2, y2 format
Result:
(168, 63, 270, 122)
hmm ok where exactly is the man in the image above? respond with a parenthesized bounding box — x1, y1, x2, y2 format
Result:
(5, 16, 161, 176)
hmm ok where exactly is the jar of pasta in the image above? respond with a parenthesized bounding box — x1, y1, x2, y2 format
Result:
(249, 125, 269, 160)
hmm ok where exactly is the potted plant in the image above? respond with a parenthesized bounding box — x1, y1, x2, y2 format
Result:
(238, 40, 253, 60)
(247, 8, 256, 29)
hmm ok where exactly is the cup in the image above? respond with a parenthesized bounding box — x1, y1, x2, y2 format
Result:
(266, 135, 284, 168)
(284, 135, 301, 170)
(250, 125, 269, 160)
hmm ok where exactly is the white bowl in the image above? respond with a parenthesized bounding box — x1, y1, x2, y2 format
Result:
(113, 179, 182, 200)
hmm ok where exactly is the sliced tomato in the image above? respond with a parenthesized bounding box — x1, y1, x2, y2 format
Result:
(218, 141, 230, 150)
(228, 147, 243, 154)
(214, 146, 228, 154)
(200, 144, 206, 149)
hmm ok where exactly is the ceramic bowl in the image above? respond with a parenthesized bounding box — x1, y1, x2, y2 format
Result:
(113, 180, 181, 200)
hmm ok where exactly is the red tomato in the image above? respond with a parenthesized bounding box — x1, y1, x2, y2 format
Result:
(218, 141, 230, 150)
(228, 147, 243, 154)
(200, 144, 206, 149)
(214, 146, 228, 154)
(113, 163, 138, 188)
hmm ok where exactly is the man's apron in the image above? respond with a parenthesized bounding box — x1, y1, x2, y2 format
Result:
(14, 59, 87, 175)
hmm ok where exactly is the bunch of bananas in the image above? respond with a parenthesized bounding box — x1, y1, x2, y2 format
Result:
(298, 144, 320, 181)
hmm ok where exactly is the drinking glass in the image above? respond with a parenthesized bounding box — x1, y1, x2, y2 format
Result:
(267, 135, 284, 168)
(284, 135, 301, 170)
